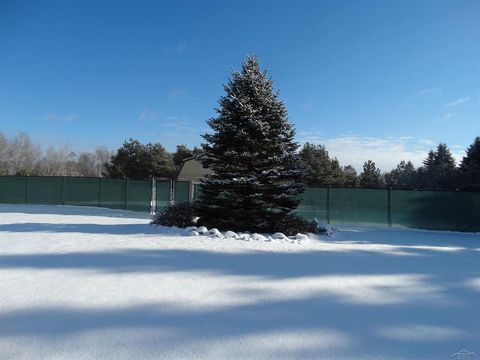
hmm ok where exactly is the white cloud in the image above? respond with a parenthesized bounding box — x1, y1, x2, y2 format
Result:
(167, 88, 185, 99)
(138, 109, 158, 122)
(300, 97, 313, 112)
(446, 97, 470, 107)
(175, 42, 188, 54)
(45, 113, 78, 121)
(296, 133, 464, 172)
(414, 88, 442, 96)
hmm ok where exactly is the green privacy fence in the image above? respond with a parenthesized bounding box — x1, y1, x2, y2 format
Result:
(295, 187, 480, 232)
(174, 181, 191, 203)
(193, 183, 480, 232)
(0, 176, 171, 213)
(1, 176, 479, 232)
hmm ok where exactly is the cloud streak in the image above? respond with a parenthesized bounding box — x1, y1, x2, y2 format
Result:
(445, 97, 470, 107)
(414, 88, 442, 96)
(167, 88, 185, 100)
(45, 113, 78, 121)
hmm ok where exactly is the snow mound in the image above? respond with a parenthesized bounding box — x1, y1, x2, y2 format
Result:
(197, 226, 208, 234)
(176, 226, 311, 244)
(252, 233, 268, 241)
(208, 228, 222, 237)
(271, 232, 288, 240)
(295, 233, 309, 241)
(314, 218, 335, 236)
(223, 231, 238, 238)
(152, 222, 312, 244)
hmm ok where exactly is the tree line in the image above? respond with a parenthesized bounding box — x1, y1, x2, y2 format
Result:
(299, 138, 480, 191)
(1, 131, 479, 191)
(0, 132, 111, 177)
(0, 132, 202, 179)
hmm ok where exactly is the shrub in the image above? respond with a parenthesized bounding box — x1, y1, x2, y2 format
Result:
(269, 214, 318, 236)
(197, 212, 317, 236)
(151, 202, 196, 228)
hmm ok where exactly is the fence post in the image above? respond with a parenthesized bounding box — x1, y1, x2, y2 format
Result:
(189, 181, 195, 202)
(98, 178, 102, 207)
(151, 177, 156, 214)
(455, 188, 459, 232)
(327, 185, 331, 224)
(387, 187, 392, 227)
(24, 176, 29, 204)
(124, 178, 129, 210)
(61, 176, 66, 205)
(171, 180, 175, 205)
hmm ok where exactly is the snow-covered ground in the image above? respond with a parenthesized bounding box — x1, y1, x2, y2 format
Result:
(0, 204, 479, 360)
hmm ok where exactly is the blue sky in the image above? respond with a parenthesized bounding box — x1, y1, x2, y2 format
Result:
(0, 0, 479, 171)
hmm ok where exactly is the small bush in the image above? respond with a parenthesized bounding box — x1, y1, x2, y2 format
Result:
(151, 202, 196, 228)
(269, 214, 318, 236)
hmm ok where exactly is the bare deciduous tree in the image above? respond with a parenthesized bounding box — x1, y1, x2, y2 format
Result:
(8, 132, 42, 175)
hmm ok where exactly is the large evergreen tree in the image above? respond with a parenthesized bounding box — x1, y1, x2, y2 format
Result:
(342, 165, 359, 187)
(420, 143, 457, 189)
(460, 136, 480, 189)
(197, 56, 304, 232)
(104, 139, 176, 179)
(299, 143, 344, 186)
(359, 160, 383, 188)
(172, 144, 204, 168)
(385, 160, 417, 189)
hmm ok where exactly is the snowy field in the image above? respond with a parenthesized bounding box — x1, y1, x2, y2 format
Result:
(0, 204, 479, 360)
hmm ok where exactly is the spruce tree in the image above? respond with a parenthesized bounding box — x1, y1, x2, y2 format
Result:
(460, 136, 480, 189)
(299, 143, 343, 186)
(420, 143, 457, 189)
(359, 160, 383, 188)
(104, 139, 176, 179)
(342, 165, 359, 187)
(173, 145, 194, 168)
(434, 143, 457, 189)
(197, 56, 304, 232)
(385, 160, 417, 189)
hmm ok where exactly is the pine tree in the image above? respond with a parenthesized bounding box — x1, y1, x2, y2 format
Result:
(460, 136, 480, 189)
(173, 145, 204, 168)
(359, 160, 383, 188)
(173, 145, 193, 168)
(342, 165, 359, 187)
(420, 143, 457, 189)
(385, 160, 417, 189)
(197, 56, 304, 232)
(104, 139, 176, 179)
(299, 143, 342, 186)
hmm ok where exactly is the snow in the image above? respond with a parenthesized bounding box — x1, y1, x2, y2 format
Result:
(176, 226, 310, 243)
(0, 204, 479, 359)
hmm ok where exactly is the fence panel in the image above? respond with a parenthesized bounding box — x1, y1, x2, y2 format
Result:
(63, 177, 101, 206)
(330, 188, 389, 226)
(296, 187, 328, 222)
(174, 181, 190, 203)
(457, 191, 480, 232)
(193, 182, 202, 201)
(156, 180, 171, 210)
(98, 178, 125, 209)
(27, 176, 63, 204)
(126, 179, 152, 212)
(0, 176, 26, 204)
(0, 176, 479, 231)
(391, 190, 457, 231)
